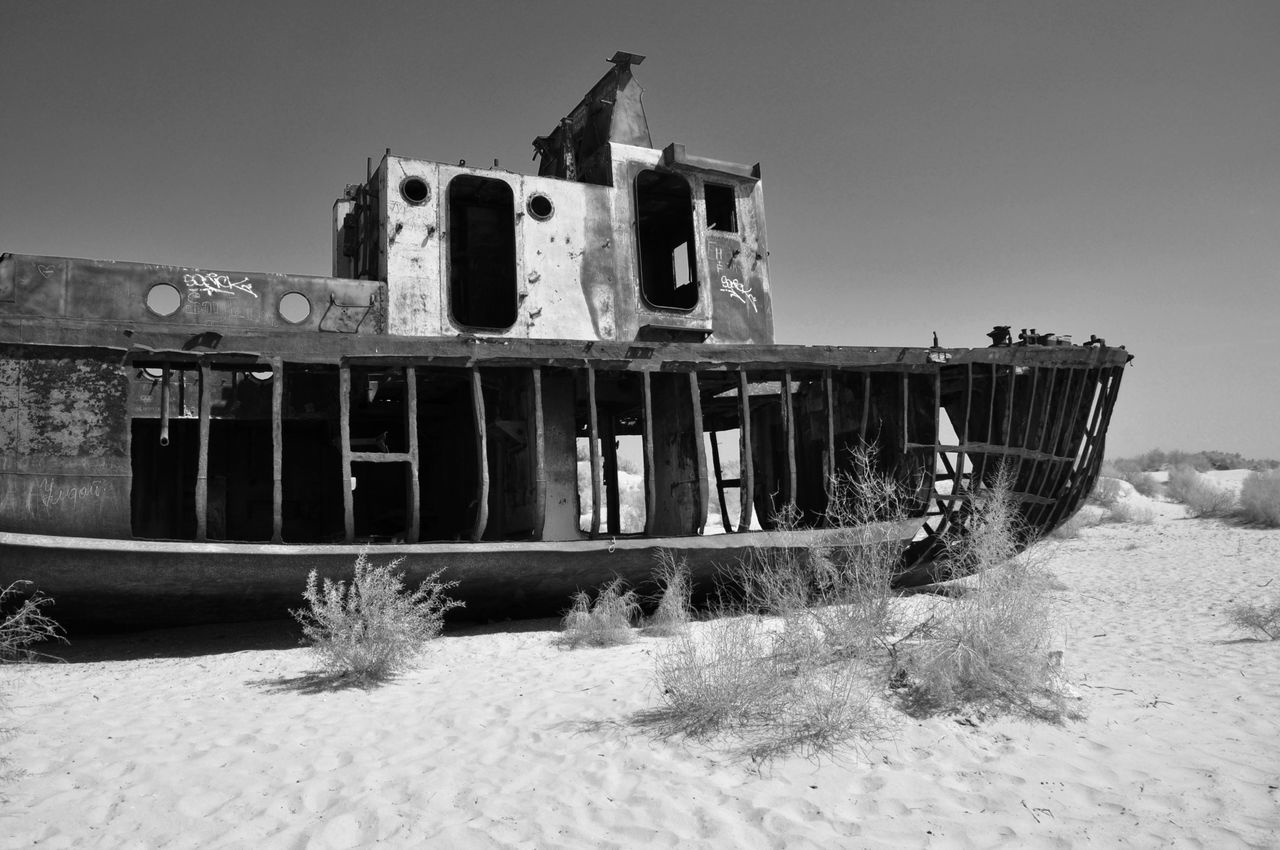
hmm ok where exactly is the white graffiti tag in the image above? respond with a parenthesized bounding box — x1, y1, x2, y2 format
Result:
(35, 477, 113, 511)
(182, 272, 258, 299)
(719, 275, 758, 312)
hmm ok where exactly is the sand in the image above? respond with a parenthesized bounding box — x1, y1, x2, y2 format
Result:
(3, 472, 1279, 848)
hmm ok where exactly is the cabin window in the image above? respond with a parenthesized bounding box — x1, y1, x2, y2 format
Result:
(278, 291, 311, 324)
(526, 193, 554, 221)
(448, 176, 517, 330)
(705, 183, 738, 232)
(400, 176, 430, 205)
(636, 170, 698, 311)
(145, 283, 182, 317)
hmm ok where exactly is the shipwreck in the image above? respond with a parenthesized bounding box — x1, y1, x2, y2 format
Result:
(0, 54, 1128, 630)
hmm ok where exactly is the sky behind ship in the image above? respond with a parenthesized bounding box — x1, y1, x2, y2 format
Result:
(1, 0, 1275, 459)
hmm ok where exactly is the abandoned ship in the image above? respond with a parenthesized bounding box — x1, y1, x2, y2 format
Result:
(0, 53, 1129, 630)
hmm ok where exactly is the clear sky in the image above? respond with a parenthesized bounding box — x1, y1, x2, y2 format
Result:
(2, 1, 1277, 459)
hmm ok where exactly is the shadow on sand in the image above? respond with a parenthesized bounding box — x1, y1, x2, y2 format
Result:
(38, 615, 563, 664)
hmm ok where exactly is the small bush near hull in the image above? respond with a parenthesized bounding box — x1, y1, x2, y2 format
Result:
(2, 581, 66, 795)
(558, 578, 641, 649)
(292, 551, 463, 684)
(644, 551, 692, 637)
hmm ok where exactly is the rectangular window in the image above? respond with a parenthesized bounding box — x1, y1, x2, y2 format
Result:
(636, 169, 698, 310)
(705, 183, 737, 232)
(448, 176, 518, 329)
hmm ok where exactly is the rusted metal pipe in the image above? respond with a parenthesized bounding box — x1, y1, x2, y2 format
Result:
(159, 366, 171, 447)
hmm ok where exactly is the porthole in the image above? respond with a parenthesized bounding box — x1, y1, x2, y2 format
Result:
(527, 193, 554, 221)
(145, 282, 182, 317)
(279, 291, 311, 324)
(400, 176, 430, 205)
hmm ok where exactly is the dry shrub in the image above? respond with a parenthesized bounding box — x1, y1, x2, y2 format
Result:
(893, 471, 1076, 722)
(2, 582, 67, 794)
(1166, 465, 1236, 518)
(1238, 469, 1280, 528)
(292, 551, 463, 683)
(1104, 500, 1155, 525)
(1088, 477, 1124, 509)
(644, 615, 890, 761)
(1050, 510, 1100, 539)
(1105, 459, 1160, 497)
(1228, 600, 1280, 640)
(644, 551, 692, 637)
(645, 443, 908, 760)
(559, 578, 641, 648)
(1, 582, 66, 663)
(725, 444, 911, 660)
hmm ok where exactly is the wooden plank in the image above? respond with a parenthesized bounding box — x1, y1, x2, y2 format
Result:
(195, 363, 211, 542)
(531, 367, 546, 541)
(907, 442, 1079, 463)
(159, 365, 171, 447)
(1025, 366, 1059, 499)
(271, 357, 283, 544)
(642, 371, 656, 536)
(1028, 368, 1078, 525)
(471, 366, 489, 542)
(602, 415, 620, 535)
(1035, 366, 1092, 528)
(738, 370, 754, 532)
(587, 366, 602, 536)
(859, 371, 871, 444)
(339, 365, 354, 543)
(955, 362, 971, 494)
(901, 372, 909, 450)
(348, 451, 415, 463)
(781, 369, 796, 514)
(405, 365, 420, 544)
(19, 308, 1131, 371)
(823, 369, 836, 491)
(689, 372, 708, 534)
(925, 371, 940, 514)
(710, 431, 732, 533)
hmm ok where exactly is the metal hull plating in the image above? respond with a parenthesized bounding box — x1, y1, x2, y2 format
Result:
(0, 316, 1127, 631)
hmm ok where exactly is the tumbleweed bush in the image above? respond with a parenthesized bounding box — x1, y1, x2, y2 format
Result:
(1227, 599, 1280, 640)
(1, 581, 66, 793)
(0, 581, 65, 663)
(644, 550, 692, 637)
(647, 443, 909, 759)
(292, 551, 463, 683)
(646, 613, 890, 761)
(894, 472, 1074, 721)
(1166, 465, 1236, 518)
(1238, 469, 1280, 528)
(559, 578, 641, 648)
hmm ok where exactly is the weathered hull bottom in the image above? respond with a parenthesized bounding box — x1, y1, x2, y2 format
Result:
(2, 523, 921, 632)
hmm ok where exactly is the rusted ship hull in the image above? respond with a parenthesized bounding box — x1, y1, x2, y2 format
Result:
(0, 524, 922, 630)
(0, 314, 1127, 631)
